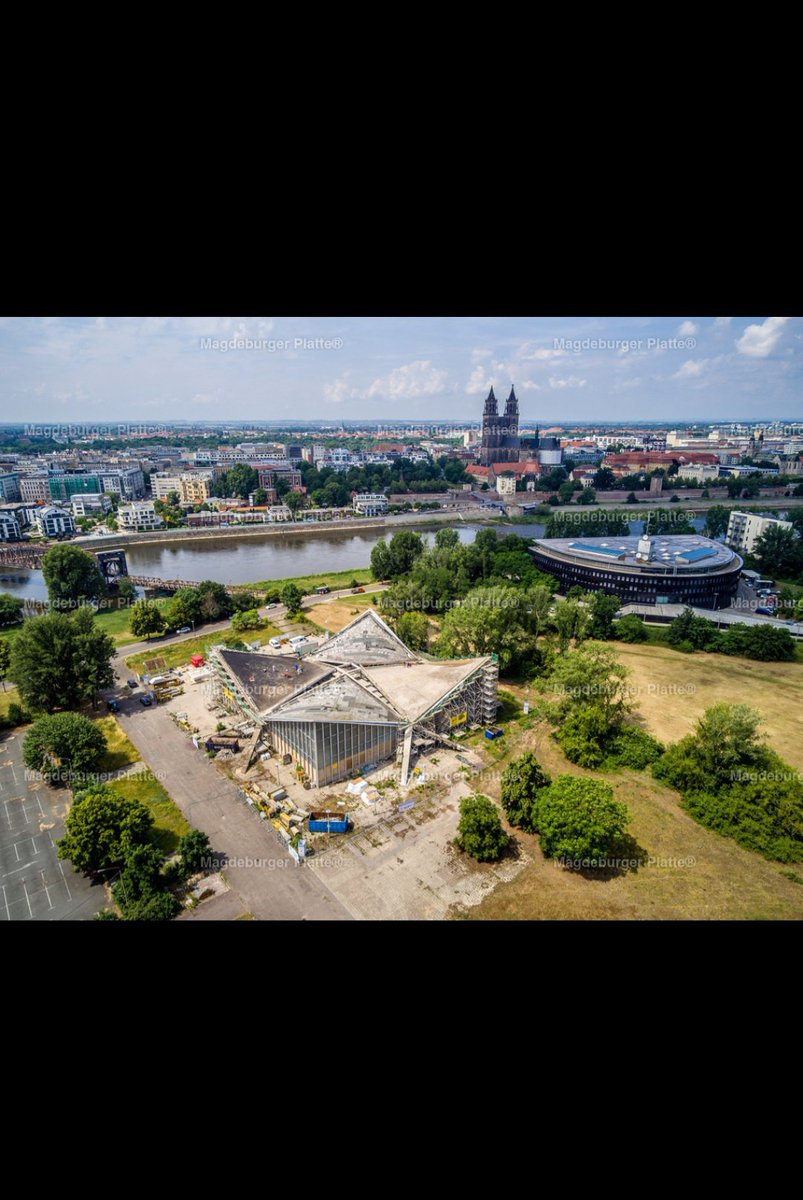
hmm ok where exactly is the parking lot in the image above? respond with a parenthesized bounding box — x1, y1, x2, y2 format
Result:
(0, 731, 107, 922)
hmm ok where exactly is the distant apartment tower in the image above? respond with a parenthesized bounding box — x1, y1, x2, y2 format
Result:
(118, 501, 165, 530)
(726, 510, 793, 555)
(36, 506, 76, 538)
(0, 473, 21, 502)
(353, 493, 389, 516)
(20, 475, 50, 504)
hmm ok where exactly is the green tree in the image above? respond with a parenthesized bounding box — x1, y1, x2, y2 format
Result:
(434, 527, 460, 550)
(455, 794, 510, 862)
(9, 609, 114, 713)
(70, 606, 116, 708)
(42, 544, 106, 611)
(437, 586, 537, 673)
(577, 488, 597, 505)
(0, 638, 10, 691)
(395, 610, 429, 651)
(0, 593, 24, 625)
(281, 582, 304, 615)
(533, 776, 630, 862)
(551, 599, 590, 650)
(178, 829, 211, 875)
(558, 480, 576, 503)
(626, 491, 639, 504)
(224, 463, 259, 499)
(285, 490, 306, 517)
(587, 592, 621, 640)
(704, 505, 731, 539)
(129, 600, 166, 641)
(116, 577, 136, 603)
(252, 487, 268, 506)
(592, 466, 617, 491)
(57, 784, 154, 876)
(23, 712, 107, 784)
(113, 843, 165, 907)
(119, 891, 181, 921)
(165, 587, 201, 629)
(500, 752, 551, 832)
(196, 580, 234, 621)
(372, 531, 425, 579)
(616, 614, 647, 642)
(754, 524, 802, 577)
(546, 643, 633, 765)
(231, 591, 259, 612)
(231, 608, 263, 632)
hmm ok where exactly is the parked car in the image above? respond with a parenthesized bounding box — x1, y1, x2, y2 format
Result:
(755, 607, 775, 616)
(106, 699, 120, 713)
(139, 694, 153, 707)
(315, 586, 330, 594)
(265, 602, 277, 609)
(351, 586, 365, 594)
(177, 625, 192, 634)
(127, 679, 138, 689)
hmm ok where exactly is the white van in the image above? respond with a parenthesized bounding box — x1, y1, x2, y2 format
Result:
(289, 635, 306, 647)
(269, 637, 282, 649)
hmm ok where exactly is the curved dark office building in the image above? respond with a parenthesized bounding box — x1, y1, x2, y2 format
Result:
(530, 535, 743, 610)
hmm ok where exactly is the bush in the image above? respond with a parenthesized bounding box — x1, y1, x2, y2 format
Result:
(455, 794, 510, 862)
(121, 892, 182, 921)
(605, 725, 664, 770)
(501, 752, 551, 831)
(615, 615, 647, 643)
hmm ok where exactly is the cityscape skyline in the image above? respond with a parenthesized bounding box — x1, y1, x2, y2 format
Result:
(1, 315, 801, 424)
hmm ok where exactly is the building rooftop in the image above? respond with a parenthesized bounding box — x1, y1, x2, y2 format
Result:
(361, 659, 487, 723)
(534, 535, 740, 573)
(216, 650, 333, 714)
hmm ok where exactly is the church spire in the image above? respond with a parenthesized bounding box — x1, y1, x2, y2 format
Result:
(505, 385, 518, 416)
(483, 386, 498, 417)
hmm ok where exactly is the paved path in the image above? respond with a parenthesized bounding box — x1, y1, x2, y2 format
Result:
(118, 701, 351, 921)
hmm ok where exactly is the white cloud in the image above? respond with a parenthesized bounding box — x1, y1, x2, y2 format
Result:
(713, 317, 732, 329)
(471, 347, 493, 362)
(736, 316, 789, 357)
(364, 360, 448, 400)
(548, 375, 586, 389)
(677, 320, 699, 336)
(466, 364, 493, 395)
(673, 359, 707, 380)
(326, 360, 449, 404)
(519, 346, 566, 361)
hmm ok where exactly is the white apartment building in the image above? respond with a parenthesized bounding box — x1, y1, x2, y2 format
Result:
(0, 512, 22, 540)
(726, 510, 793, 554)
(118, 501, 165, 530)
(495, 474, 517, 497)
(352, 493, 389, 516)
(36, 506, 76, 538)
(71, 493, 113, 517)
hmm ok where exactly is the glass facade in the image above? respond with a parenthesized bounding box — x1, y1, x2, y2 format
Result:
(268, 719, 399, 785)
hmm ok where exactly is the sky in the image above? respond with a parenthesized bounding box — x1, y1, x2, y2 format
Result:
(0, 315, 801, 425)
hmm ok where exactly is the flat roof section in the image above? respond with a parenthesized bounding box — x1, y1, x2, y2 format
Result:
(536, 535, 739, 572)
(216, 650, 333, 715)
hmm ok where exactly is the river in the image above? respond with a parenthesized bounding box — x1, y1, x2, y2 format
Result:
(0, 518, 708, 603)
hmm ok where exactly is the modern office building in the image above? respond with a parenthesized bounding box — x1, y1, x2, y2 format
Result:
(726, 510, 793, 554)
(0, 511, 22, 541)
(209, 609, 498, 786)
(71, 493, 113, 517)
(19, 475, 50, 504)
(529, 534, 743, 609)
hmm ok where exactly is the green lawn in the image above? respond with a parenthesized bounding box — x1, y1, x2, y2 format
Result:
(0, 685, 22, 718)
(94, 714, 141, 772)
(91, 714, 190, 853)
(248, 566, 374, 592)
(95, 599, 171, 647)
(110, 774, 191, 854)
(125, 621, 282, 673)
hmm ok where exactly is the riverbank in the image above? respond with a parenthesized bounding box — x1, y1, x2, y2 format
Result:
(75, 505, 495, 552)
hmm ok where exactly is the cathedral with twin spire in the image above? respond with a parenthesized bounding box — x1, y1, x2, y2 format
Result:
(478, 385, 521, 466)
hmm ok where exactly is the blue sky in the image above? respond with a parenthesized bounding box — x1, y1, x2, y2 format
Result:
(0, 315, 800, 423)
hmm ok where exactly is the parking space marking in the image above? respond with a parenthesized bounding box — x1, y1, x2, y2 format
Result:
(3, 801, 10, 829)
(58, 861, 72, 902)
(13, 841, 19, 861)
(30, 835, 38, 856)
(37, 796, 45, 817)
(40, 870, 54, 910)
(22, 881, 33, 919)
(1, 861, 35, 879)
(2, 885, 9, 922)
